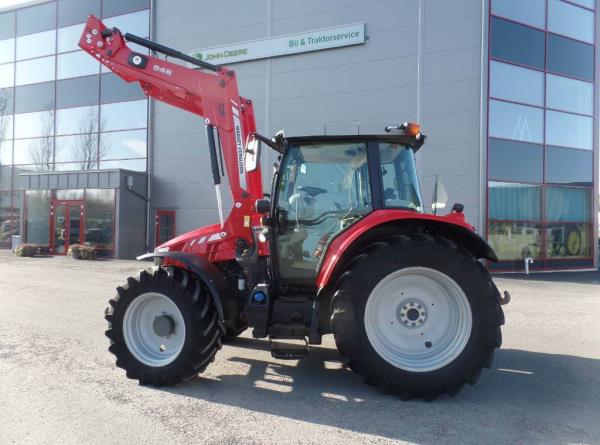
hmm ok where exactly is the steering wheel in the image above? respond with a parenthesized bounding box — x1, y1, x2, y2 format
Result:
(297, 186, 327, 198)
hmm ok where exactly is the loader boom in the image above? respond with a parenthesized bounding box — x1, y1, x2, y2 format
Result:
(79, 15, 262, 239)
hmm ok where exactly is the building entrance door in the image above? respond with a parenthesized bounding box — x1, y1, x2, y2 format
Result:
(50, 201, 84, 255)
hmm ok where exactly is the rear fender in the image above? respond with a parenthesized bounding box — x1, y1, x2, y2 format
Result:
(316, 212, 498, 291)
(138, 251, 237, 323)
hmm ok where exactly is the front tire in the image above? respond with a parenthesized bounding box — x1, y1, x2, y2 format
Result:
(331, 234, 504, 400)
(105, 267, 222, 386)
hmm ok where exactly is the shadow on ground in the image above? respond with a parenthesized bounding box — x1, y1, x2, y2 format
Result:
(157, 337, 600, 444)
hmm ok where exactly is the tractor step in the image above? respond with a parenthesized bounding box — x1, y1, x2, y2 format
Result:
(270, 337, 309, 360)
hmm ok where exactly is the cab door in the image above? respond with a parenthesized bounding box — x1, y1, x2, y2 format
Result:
(272, 141, 373, 286)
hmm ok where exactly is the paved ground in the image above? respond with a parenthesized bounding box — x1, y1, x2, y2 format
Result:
(0, 251, 599, 445)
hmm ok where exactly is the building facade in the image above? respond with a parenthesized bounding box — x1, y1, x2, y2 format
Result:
(0, 0, 598, 271)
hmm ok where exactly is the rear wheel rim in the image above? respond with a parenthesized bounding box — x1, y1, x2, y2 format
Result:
(364, 267, 472, 372)
(123, 292, 186, 367)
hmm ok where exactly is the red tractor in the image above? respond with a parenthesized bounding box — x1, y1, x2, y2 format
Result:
(81, 16, 508, 400)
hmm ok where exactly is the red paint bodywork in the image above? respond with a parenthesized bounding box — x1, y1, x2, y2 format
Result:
(80, 16, 481, 289)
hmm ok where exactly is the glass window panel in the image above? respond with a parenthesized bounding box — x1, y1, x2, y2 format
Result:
(57, 51, 100, 80)
(546, 223, 592, 258)
(58, 0, 101, 27)
(546, 146, 593, 187)
(569, 0, 595, 8)
(16, 30, 56, 60)
(100, 129, 147, 159)
(490, 17, 545, 69)
(56, 75, 99, 109)
(488, 181, 541, 220)
(0, 114, 13, 140)
(14, 137, 54, 168)
(0, 38, 15, 64)
(100, 158, 146, 171)
(546, 74, 593, 115)
(53, 162, 97, 171)
(57, 23, 86, 53)
(488, 221, 543, 260)
(103, 10, 149, 37)
(14, 81, 55, 114)
(102, 0, 149, 18)
(0, 63, 15, 88)
(0, 140, 12, 165)
(14, 110, 54, 139)
(0, 166, 12, 190)
(84, 188, 114, 256)
(0, 191, 14, 246)
(0, 12, 15, 40)
(16, 2, 56, 36)
(489, 138, 543, 183)
(25, 190, 51, 245)
(546, 110, 593, 150)
(548, 0, 594, 44)
(15, 56, 55, 86)
(100, 100, 147, 131)
(547, 34, 594, 81)
(0, 88, 14, 115)
(546, 186, 591, 222)
(12, 191, 21, 236)
(100, 73, 145, 103)
(491, 0, 546, 28)
(489, 100, 544, 144)
(490, 61, 543, 106)
(56, 105, 99, 135)
(55, 134, 99, 167)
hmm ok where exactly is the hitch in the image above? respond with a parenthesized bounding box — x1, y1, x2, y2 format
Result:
(500, 290, 511, 306)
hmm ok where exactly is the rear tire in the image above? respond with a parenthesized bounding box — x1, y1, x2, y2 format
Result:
(331, 234, 504, 400)
(105, 267, 222, 386)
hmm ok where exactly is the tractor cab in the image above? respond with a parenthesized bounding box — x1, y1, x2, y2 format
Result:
(270, 133, 425, 286)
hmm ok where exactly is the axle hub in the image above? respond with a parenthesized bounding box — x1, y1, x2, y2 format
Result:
(397, 300, 427, 328)
(153, 314, 176, 337)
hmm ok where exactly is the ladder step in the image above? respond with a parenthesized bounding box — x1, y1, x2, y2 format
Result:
(270, 338, 309, 360)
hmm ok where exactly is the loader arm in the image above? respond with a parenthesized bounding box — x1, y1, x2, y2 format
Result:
(79, 15, 262, 241)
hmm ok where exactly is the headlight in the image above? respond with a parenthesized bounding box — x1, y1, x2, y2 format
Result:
(155, 246, 170, 253)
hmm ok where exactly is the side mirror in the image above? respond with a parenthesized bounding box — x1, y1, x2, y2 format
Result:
(255, 198, 270, 214)
(245, 134, 261, 172)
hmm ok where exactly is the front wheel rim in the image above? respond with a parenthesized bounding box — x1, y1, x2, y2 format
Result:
(123, 292, 186, 367)
(364, 267, 472, 372)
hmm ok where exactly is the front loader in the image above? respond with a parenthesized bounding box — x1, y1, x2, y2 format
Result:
(81, 15, 509, 400)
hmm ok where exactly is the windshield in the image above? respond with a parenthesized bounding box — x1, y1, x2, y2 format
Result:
(379, 143, 423, 211)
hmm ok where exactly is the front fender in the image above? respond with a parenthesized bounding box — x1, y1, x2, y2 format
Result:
(138, 251, 236, 322)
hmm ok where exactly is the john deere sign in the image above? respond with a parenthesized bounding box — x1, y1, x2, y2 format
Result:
(189, 23, 365, 65)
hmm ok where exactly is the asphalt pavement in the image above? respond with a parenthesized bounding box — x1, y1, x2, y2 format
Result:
(0, 251, 599, 444)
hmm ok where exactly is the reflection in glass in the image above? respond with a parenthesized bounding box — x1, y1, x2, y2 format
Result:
(490, 61, 544, 106)
(100, 100, 147, 131)
(104, 10, 149, 37)
(57, 23, 85, 53)
(0, 12, 15, 40)
(25, 190, 51, 245)
(546, 187, 591, 222)
(491, 17, 545, 69)
(546, 110, 593, 150)
(15, 56, 55, 86)
(488, 182, 541, 220)
(101, 73, 145, 103)
(568, 0, 595, 8)
(546, 223, 591, 258)
(56, 105, 99, 135)
(14, 110, 54, 139)
(489, 100, 543, 143)
(548, 0, 594, 44)
(546, 74, 593, 116)
(58, 0, 101, 27)
(103, 0, 149, 18)
(56, 189, 84, 200)
(0, 63, 15, 88)
(0, 140, 12, 165)
(0, 87, 13, 115)
(55, 134, 99, 168)
(546, 147, 593, 187)
(0, 166, 12, 190)
(488, 138, 542, 183)
(85, 189, 114, 257)
(16, 2, 56, 36)
(0, 191, 14, 246)
(488, 221, 542, 260)
(16, 30, 56, 60)
(491, 0, 545, 28)
(0, 114, 13, 140)
(0, 38, 15, 64)
(57, 51, 100, 80)
(13, 137, 54, 170)
(56, 75, 100, 109)
(547, 34, 594, 81)
(100, 129, 147, 160)
(379, 143, 421, 210)
(100, 159, 146, 171)
(15, 81, 55, 113)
